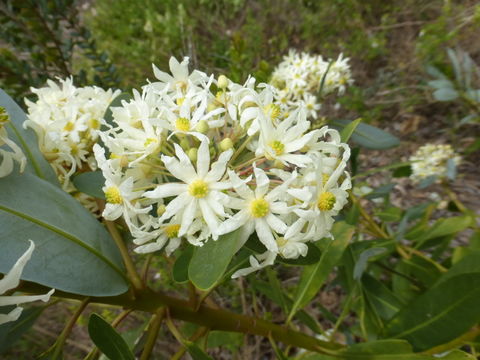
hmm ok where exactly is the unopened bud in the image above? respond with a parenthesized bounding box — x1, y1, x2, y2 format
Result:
(188, 148, 198, 162)
(180, 138, 190, 150)
(218, 75, 229, 89)
(219, 137, 234, 151)
(196, 120, 209, 134)
(157, 204, 166, 216)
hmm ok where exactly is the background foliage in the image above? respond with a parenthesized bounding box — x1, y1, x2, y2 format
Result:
(1, 0, 480, 359)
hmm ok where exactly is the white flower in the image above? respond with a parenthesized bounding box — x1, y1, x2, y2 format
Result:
(151, 57, 207, 93)
(231, 250, 277, 278)
(219, 167, 296, 252)
(93, 144, 150, 224)
(256, 108, 314, 167)
(24, 77, 120, 189)
(0, 109, 26, 178)
(409, 144, 461, 183)
(0, 241, 54, 325)
(144, 140, 233, 240)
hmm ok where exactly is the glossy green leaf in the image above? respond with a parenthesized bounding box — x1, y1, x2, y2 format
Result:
(353, 247, 387, 280)
(339, 339, 434, 359)
(0, 89, 59, 186)
(362, 274, 405, 320)
(287, 222, 354, 322)
(88, 314, 134, 360)
(0, 172, 128, 296)
(386, 273, 480, 351)
(436, 250, 480, 285)
(172, 245, 194, 283)
(331, 120, 400, 150)
(188, 229, 241, 290)
(414, 215, 472, 247)
(207, 331, 243, 350)
(72, 171, 105, 199)
(340, 118, 362, 142)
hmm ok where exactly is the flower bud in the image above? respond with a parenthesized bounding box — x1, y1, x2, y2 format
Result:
(188, 148, 198, 162)
(196, 120, 209, 134)
(217, 75, 229, 89)
(219, 137, 234, 151)
(157, 204, 166, 216)
(180, 138, 190, 150)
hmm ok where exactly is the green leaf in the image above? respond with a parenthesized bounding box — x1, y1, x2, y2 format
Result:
(413, 215, 472, 247)
(0, 89, 59, 186)
(88, 314, 135, 360)
(340, 339, 434, 359)
(72, 171, 105, 199)
(331, 120, 400, 150)
(436, 249, 480, 285)
(287, 222, 354, 322)
(362, 274, 405, 320)
(375, 207, 403, 222)
(184, 341, 213, 360)
(340, 118, 362, 142)
(0, 172, 128, 296)
(433, 88, 459, 101)
(392, 165, 412, 178)
(0, 305, 47, 352)
(188, 229, 242, 290)
(172, 245, 194, 283)
(207, 331, 243, 351)
(353, 247, 387, 280)
(386, 273, 480, 351)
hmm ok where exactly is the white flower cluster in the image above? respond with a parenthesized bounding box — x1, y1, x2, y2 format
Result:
(0, 240, 54, 325)
(94, 57, 351, 276)
(409, 144, 461, 183)
(270, 50, 353, 119)
(24, 78, 120, 190)
(0, 107, 26, 178)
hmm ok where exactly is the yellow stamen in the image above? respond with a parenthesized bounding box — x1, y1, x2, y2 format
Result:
(63, 122, 75, 132)
(164, 224, 181, 238)
(105, 186, 123, 204)
(269, 140, 285, 156)
(175, 117, 190, 132)
(317, 192, 336, 211)
(264, 103, 281, 120)
(250, 198, 270, 218)
(188, 179, 209, 198)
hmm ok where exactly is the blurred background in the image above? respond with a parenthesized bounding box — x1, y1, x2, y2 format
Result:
(1, 1, 480, 358)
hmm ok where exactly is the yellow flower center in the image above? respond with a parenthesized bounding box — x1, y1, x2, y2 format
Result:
(63, 122, 75, 132)
(175, 117, 190, 132)
(269, 140, 285, 156)
(105, 186, 123, 204)
(264, 103, 281, 120)
(250, 198, 270, 218)
(88, 118, 100, 130)
(188, 179, 209, 198)
(317, 192, 336, 211)
(164, 224, 181, 238)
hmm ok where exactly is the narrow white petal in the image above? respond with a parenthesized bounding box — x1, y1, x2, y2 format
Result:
(255, 219, 278, 252)
(218, 210, 250, 235)
(179, 199, 197, 236)
(199, 200, 220, 239)
(205, 149, 233, 182)
(196, 140, 210, 178)
(265, 213, 287, 234)
(0, 240, 35, 294)
(144, 183, 187, 199)
(253, 167, 270, 197)
(0, 289, 54, 307)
